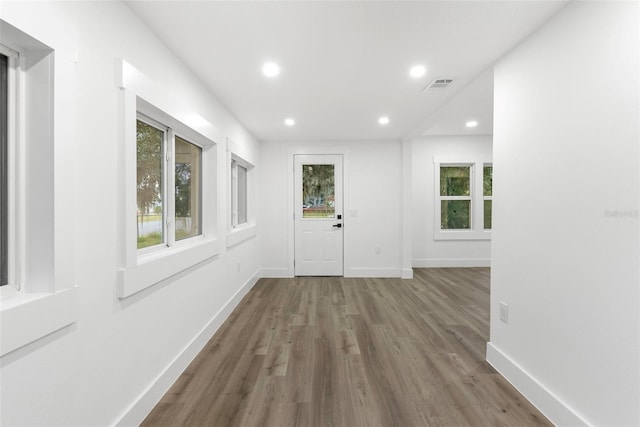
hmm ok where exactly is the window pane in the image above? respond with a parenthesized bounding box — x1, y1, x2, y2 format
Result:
(136, 119, 164, 249)
(440, 166, 470, 196)
(1, 54, 8, 286)
(302, 164, 335, 218)
(484, 200, 492, 230)
(484, 165, 493, 196)
(230, 160, 236, 227)
(175, 136, 201, 241)
(441, 200, 471, 229)
(237, 164, 247, 225)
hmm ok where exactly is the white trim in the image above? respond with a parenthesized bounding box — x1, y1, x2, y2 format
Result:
(401, 268, 414, 279)
(413, 258, 491, 268)
(260, 268, 292, 278)
(486, 343, 590, 427)
(344, 268, 402, 278)
(118, 239, 221, 298)
(1, 287, 77, 356)
(115, 270, 261, 427)
(226, 224, 257, 248)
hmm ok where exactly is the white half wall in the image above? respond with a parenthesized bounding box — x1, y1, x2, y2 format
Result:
(0, 2, 260, 426)
(412, 135, 492, 267)
(259, 140, 403, 277)
(489, 1, 639, 425)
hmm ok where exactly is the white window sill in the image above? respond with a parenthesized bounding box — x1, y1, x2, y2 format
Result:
(434, 230, 492, 241)
(1, 287, 78, 357)
(118, 238, 221, 299)
(227, 224, 257, 248)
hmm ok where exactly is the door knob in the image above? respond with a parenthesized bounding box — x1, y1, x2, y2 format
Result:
(333, 223, 342, 228)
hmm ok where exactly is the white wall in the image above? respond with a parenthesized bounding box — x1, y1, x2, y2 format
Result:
(259, 140, 404, 278)
(1, 2, 260, 425)
(412, 135, 492, 267)
(488, 1, 639, 425)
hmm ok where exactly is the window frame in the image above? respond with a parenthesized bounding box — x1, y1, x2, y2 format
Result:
(135, 112, 205, 253)
(230, 157, 249, 229)
(0, 19, 77, 357)
(1, 47, 14, 289)
(438, 163, 473, 231)
(434, 157, 492, 241)
(226, 139, 256, 248)
(117, 59, 221, 299)
(483, 163, 493, 230)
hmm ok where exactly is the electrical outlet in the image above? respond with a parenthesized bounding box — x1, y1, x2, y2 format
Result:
(374, 246, 381, 255)
(499, 301, 509, 324)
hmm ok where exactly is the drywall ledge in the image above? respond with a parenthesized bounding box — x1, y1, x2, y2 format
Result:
(114, 269, 261, 426)
(1, 287, 78, 357)
(486, 342, 589, 426)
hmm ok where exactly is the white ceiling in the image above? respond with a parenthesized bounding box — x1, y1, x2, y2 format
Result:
(125, 1, 568, 141)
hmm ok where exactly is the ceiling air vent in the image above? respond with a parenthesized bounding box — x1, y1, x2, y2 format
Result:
(423, 78, 453, 92)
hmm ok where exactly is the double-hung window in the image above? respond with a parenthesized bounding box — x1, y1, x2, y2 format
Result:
(435, 160, 492, 240)
(136, 115, 202, 251)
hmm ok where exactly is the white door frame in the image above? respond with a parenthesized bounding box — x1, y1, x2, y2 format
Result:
(286, 146, 349, 277)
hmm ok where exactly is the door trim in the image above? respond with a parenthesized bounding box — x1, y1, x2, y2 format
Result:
(286, 146, 349, 278)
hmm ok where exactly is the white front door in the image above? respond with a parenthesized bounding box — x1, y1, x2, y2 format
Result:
(294, 154, 343, 276)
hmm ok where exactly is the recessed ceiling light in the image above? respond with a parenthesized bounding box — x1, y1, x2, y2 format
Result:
(379, 116, 390, 125)
(285, 118, 295, 126)
(262, 62, 280, 77)
(466, 120, 478, 128)
(410, 65, 427, 78)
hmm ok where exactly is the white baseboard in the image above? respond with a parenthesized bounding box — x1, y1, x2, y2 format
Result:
(412, 258, 491, 268)
(260, 267, 292, 278)
(115, 270, 261, 427)
(344, 267, 401, 278)
(486, 342, 589, 427)
(401, 268, 414, 279)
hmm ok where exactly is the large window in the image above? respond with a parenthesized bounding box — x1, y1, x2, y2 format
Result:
(435, 161, 492, 239)
(136, 115, 202, 251)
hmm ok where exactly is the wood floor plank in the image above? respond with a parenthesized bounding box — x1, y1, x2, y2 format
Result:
(141, 268, 552, 427)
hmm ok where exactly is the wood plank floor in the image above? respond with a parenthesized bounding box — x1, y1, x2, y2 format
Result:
(142, 268, 551, 426)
